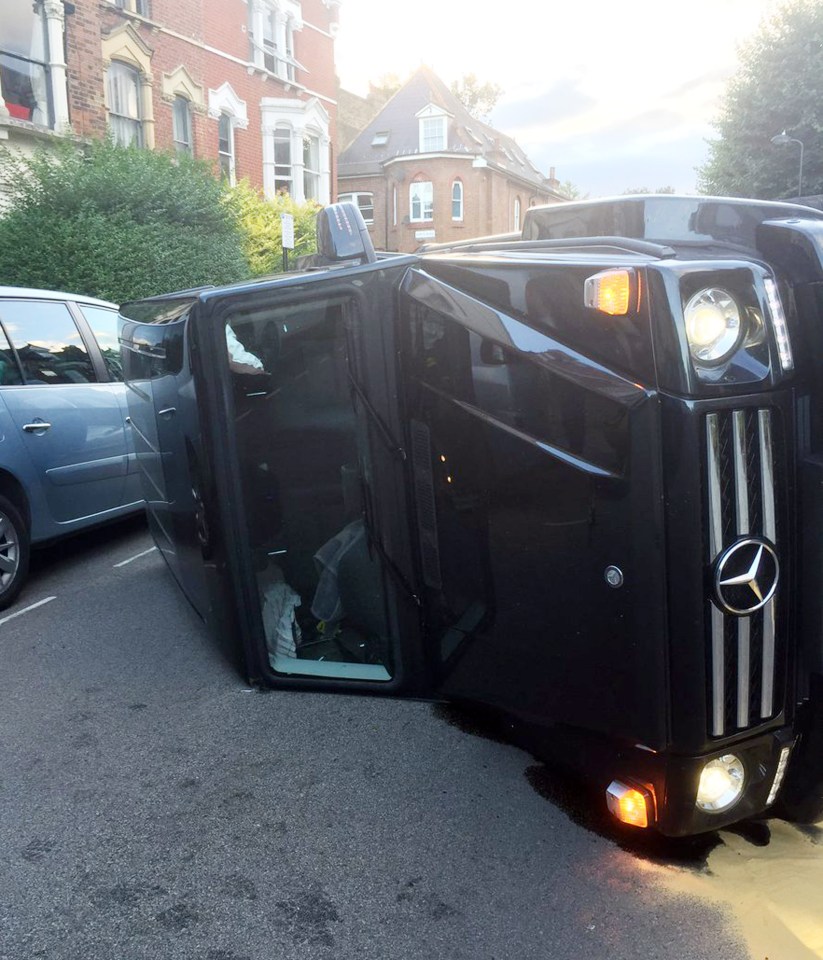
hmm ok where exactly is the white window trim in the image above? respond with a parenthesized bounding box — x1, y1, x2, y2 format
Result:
(260, 96, 330, 203)
(0, 0, 70, 131)
(172, 96, 193, 155)
(208, 82, 248, 186)
(409, 180, 433, 223)
(249, 0, 304, 82)
(218, 112, 235, 183)
(338, 192, 374, 224)
(514, 196, 522, 232)
(451, 180, 463, 222)
(415, 103, 451, 154)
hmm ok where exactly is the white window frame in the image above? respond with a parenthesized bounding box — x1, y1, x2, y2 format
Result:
(208, 82, 248, 186)
(451, 180, 463, 221)
(102, 24, 155, 148)
(111, 0, 150, 13)
(260, 96, 330, 203)
(218, 112, 234, 182)
(172, 95, 193, 155)
(107, 61, 143, 147)
(410, 181, 433, 222)
(338, 192, 374, 224)
(416, 103, 450, 154)
(420, 116, 446, 152)
(514, 196, 522, 232)
(302, 131, 321, 201)
(273, 124, 292, 193)
(0, 1, 69, 131)
(249, 0, 303, 82)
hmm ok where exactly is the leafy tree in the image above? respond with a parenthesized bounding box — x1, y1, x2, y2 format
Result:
(698, 0, 823, 199)
(229, 181, 321, 276)
(558, 180, 589, 200)
(0, 139, 249, 302)
(368, 73, 403, 106)
(623, 186, 677, 195)
(450, 73, 503, 120)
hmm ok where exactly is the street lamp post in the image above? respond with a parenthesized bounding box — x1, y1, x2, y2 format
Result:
(771, 130, 805, 198)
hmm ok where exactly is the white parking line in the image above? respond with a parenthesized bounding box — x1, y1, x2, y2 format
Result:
(0, 596, 57, 627)
(114, 546, 157, 568)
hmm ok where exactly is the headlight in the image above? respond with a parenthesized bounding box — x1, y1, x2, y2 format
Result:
(696, 754, 746, 813)
(684, 287, 743, 364)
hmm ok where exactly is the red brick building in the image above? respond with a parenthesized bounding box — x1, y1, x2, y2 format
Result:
(337, 68, 566, 253)
(0, 0, 340, 204)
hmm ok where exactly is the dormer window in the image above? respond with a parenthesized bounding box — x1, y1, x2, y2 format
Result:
(419, 115, 446, 152)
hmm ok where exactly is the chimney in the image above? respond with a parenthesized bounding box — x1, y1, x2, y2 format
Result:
(547, 166, 560, 192)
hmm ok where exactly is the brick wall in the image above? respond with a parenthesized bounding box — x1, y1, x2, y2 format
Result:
(65, 0, 338, 195)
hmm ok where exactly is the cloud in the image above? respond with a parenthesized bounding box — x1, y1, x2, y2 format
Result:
(492, 79, 598, 129)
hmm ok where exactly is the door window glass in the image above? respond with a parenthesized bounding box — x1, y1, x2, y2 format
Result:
(80, 305, 124, 381)
(226, 297, 395, 682)
(0, 300, 96, 384)
(0, 323, 23, 385)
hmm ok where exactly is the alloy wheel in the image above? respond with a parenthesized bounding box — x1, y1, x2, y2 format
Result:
(0, 510, 20, 595)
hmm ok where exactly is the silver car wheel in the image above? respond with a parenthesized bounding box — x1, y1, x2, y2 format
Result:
(0, 510, 20, 594)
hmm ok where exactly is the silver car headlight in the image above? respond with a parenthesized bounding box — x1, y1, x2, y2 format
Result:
(684, 287, 743, 365)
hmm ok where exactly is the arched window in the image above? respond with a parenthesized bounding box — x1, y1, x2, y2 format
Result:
(451, 180, 463, 221)
(107, 62, 143, 147)
(172, 96, 192, 155)
(274, 125, 292, 193)
(303, 132, 321, 200)
(218, 113, 234, 181)
(410, 180, 433, 222)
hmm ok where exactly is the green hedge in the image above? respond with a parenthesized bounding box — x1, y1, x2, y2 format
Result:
(0, 140, 250, 303)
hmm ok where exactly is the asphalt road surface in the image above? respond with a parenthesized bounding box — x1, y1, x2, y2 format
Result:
(0, 517, 751, 960)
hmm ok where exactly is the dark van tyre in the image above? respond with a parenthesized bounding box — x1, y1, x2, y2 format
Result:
(0, 494, 29, 611)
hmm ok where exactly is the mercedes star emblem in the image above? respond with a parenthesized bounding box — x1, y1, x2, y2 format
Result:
(713, 538, 779, 616)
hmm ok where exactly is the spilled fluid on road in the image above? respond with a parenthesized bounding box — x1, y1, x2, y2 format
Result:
(656, 818, 823, 960)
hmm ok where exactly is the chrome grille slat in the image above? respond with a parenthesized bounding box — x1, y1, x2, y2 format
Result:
(705, 407, 781, 738)
(711, 605, 725, 737)
(761, 598, 776, 719)
(737, 618, 751, 728)
(706, 414, 723, 560)
(759, 410, 776, 542)
(733, 409, 750, 536)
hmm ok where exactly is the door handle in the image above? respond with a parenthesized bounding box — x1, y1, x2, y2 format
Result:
(158, 407, 176, 419)
(23, 421, 52, 432)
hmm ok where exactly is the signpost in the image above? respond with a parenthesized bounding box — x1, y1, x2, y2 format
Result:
(281, 213, 295, 272)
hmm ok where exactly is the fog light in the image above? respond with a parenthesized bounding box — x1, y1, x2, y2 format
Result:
(696, 754, 745, 813)
(606, 780, 651, 828)
(766, 745, 792, 806)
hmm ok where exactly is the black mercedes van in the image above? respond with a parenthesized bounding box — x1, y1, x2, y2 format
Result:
(120, 195, 823, 836)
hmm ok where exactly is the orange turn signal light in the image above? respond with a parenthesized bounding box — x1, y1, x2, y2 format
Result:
(584, 269, 633, 316)
(605, 780, 653, 828)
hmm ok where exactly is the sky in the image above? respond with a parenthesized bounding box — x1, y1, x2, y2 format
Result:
(334, 0, 785, 197)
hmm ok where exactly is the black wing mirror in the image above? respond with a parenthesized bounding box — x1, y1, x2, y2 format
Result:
(315, 202, 377, 265)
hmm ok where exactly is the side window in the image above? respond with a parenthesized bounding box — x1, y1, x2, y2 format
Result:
(79, 305, 124, 381)
(0, 323, 23, 385)
(0, 300, 96, 384)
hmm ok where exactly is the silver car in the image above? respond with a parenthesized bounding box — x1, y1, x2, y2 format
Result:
(0, 287, 143, 608)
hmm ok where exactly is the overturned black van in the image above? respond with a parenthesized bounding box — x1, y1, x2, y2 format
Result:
(120, 195, 823, 836)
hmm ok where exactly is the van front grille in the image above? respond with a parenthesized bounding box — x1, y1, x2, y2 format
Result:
(705, 408, 781, 738)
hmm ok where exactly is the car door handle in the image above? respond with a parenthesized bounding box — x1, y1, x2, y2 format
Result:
(23, 421, 52, 432)
(158, 407, 176, 419)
